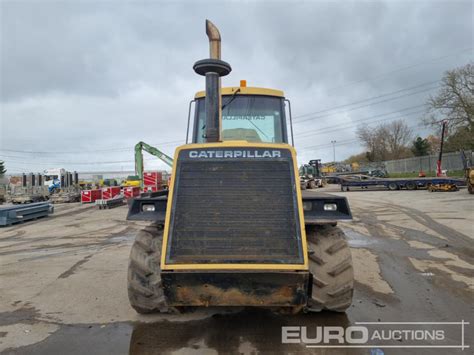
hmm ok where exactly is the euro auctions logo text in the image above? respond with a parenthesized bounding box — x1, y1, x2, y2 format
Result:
(281, 321, 470, 350)
(282, 326, 445, 344)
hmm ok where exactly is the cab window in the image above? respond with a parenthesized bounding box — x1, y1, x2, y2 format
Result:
(193, 95, 287, 143)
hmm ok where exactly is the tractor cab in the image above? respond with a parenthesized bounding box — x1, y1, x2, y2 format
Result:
(193, 85, 290, 144)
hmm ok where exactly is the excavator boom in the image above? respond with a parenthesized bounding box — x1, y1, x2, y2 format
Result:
(134, 141, 174, 187)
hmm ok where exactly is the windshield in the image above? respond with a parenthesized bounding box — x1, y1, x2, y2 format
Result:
(193, 95, 287, 143)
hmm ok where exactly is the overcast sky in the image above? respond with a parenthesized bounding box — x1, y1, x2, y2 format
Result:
(0, 0, 472, 174)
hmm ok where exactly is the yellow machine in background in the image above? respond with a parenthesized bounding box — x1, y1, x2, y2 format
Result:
(321, 163, 337, 174)
(351, 162, 360, 172)
(99, 178, 119, 187)
(466, 168, 474, 194)
(428, 183, 459, 192)
(121, 176, 141, 188)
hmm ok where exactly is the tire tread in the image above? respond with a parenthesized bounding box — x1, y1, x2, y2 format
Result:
(306, 225, 354, 312)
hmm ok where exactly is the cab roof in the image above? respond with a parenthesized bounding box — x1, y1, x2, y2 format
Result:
(194, 86, 284, 99)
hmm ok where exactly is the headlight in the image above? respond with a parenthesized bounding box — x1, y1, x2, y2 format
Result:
(324, 203, 337, 211)
(142, 204, 155, 212)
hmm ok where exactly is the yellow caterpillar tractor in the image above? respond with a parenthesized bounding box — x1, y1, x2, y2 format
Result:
(126, 20, 354, 314)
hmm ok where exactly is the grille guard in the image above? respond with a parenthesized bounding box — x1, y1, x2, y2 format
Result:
(165, 151, 304, 265)
(127, 193, 352, 224)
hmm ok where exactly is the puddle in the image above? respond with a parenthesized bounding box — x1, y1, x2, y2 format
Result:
(107, 233, 135, 244)
(14, 309, 359, 355)
(342, 228, 376, 248)
(420, 272, 435, 277)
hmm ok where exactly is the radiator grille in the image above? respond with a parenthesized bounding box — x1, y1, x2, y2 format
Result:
(166, 151, 304, 264)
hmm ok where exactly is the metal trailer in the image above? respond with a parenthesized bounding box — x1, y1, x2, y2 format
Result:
(339, 176, 465, 191)
(95, 196, 125, 209)
(0, 202, 54, 226)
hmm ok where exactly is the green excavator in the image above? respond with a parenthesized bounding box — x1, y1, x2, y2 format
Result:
(122, 141, 174, 188)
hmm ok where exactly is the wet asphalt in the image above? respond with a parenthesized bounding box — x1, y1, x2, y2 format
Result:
(1, 187, 472, 355)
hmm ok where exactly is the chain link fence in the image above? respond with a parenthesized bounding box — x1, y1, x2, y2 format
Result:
(383, 151, 472, 173)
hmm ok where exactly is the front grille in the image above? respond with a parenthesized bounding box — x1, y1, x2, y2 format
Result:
(165, 147, 304, 264)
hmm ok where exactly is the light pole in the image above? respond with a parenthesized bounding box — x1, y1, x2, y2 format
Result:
(331, 140, 336, 163)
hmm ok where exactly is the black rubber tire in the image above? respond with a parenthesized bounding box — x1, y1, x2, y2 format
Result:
(405, 181, 416, 190)
(127, 224, 174, 314)
(306, 225, 354, 312)
(387, 182, 399, 191)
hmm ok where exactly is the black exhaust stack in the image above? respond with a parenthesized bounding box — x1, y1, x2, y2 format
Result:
(193, 20, 231, 142)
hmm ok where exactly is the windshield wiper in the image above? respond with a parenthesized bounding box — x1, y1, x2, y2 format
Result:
(221, 88, 241, 110)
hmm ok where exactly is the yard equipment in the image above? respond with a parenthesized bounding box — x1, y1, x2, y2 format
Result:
(467, 168, 474, 194)
(126, 20, 354, 314)
(460, 150, 474, 194)
(428, 183, 458, 192)
(48, 179, 61, 193)
(299, 159, 324, 189)
(45, 170, 81, 203)
(134, 141, 173, 188)
(321, 163, 337, 174)
(99, 178, 119, 187)
(121, 175, 141, 188)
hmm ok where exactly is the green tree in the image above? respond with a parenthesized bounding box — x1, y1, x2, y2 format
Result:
(0, 161, 6, 177)
(411, 137, 430, 156)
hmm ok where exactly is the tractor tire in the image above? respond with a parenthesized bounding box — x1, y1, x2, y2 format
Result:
(306, 225, 354, 312)
(387, 182, 399, 191)
(127, 224, 175, 314)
